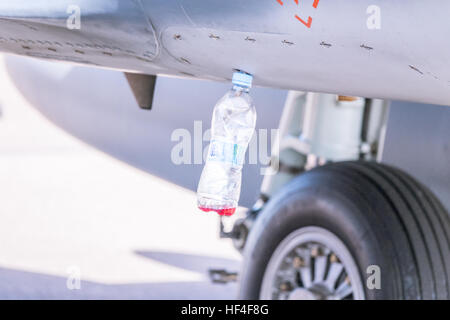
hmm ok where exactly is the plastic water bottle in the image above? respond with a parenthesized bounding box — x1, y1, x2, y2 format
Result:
(197, 71, 256, 216)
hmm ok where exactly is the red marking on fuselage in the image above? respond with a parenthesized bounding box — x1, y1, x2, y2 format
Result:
(276, 0, 320, 29)
(295, 14, 313, 28)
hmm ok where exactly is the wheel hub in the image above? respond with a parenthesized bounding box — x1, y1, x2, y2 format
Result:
(288, 288, 318, 300)
(260, 226, 365, 300)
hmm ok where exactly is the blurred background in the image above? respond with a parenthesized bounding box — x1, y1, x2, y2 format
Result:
(0, 54, 448, 299)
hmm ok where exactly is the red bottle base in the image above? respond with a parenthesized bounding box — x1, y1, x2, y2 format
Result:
(198, 206, 236, 216)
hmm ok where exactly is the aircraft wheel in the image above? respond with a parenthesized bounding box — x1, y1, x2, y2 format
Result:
(238, 161, 450, 300)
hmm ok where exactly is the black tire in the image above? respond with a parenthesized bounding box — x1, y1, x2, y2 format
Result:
(238, 161, 450, 300)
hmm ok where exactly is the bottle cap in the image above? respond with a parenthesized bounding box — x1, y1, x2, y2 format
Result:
(232, 71, 253, 88)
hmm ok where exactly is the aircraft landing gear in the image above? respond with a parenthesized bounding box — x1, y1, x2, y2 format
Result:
(234, 92, 450, 300)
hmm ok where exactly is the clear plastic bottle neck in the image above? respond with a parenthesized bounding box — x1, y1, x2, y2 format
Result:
(232, 84, 250, 93)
